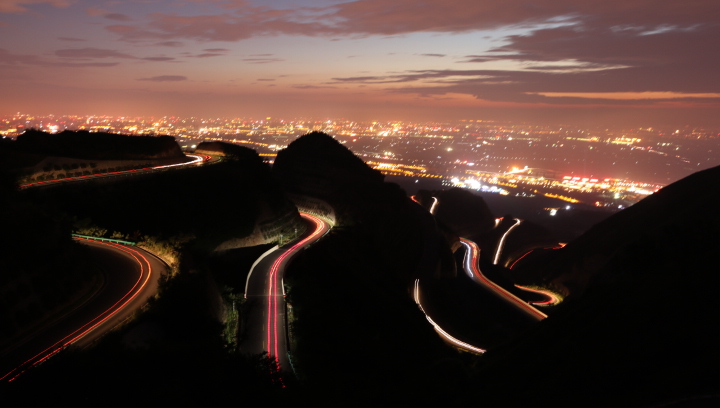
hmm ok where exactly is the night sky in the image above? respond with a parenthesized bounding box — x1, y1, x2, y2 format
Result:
(2, 0, 719, 126)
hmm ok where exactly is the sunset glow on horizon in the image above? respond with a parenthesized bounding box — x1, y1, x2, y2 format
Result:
(2, 0, 719, 127)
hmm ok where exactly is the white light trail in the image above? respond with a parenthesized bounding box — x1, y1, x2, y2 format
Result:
(493, 218, 521, 265)
(461, 239, 547, 321)
(413, 279, 486, 355)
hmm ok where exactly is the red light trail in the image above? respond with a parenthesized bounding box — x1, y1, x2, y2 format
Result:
(0, 238, 154, 382)
(265, 213, 327, 375)
(18, 154, 205, 189)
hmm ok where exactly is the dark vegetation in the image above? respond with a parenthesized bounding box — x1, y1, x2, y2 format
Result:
(22, 157, 288, 252)
(0, 169, 98, 346)
(285, 230, 461, 406)
(8, 129, 184, 160)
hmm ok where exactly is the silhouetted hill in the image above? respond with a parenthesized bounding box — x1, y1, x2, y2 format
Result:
(475, 165, 720, 407)
(8, 130, 183, 161)
(194, 141, 261, 163)
(272, 131, 384, 224)
(274, 132, 458, 403)
(272, 131, 452, 281)
(515, 164, 720, 297)
(425, 187, 496, 238)
(0, 168, 99, 348)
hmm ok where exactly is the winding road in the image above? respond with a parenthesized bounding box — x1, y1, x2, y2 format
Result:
(0, 238, 165, 382)
(241, 212, 330, 377)
(19, 153, 207, 189)
(3, 152, 208, 382)
(460, 238, 547, 321)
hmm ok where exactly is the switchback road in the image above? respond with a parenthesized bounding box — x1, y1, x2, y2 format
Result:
(0, 238, 165, 382)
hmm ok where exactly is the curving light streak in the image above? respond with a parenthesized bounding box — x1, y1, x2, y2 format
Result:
(493, 218, 521, 265)
(0, 238, 154, 382)
(513, 285, 561, 306)
(265, 213, 327, 374)
(413, 279, 485, 354)
(461, 239, 547, 321)
(409, 195, 438, 215)
(19, 154, 206, 188)
(244, 245, 279, 299)
(150, 154, 205, 169)
(506, 245, 565, 306)
(429, 197, 438, 215)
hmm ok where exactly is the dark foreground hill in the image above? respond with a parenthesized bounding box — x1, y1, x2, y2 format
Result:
(1, 129, 183, 166)
(271, 132, 462, 404)
(473, 165, 720, 407)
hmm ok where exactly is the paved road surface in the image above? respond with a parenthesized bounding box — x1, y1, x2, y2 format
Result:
(0, 238, 165, 382)
(240, 213, 329, 377)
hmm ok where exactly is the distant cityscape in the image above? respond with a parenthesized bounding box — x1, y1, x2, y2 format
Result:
(4, 113, 720, 209)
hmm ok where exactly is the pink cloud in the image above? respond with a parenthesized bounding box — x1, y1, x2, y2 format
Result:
(0, 48, 118, 67)
(142, 56, 177, 61)
(103, 12, 132, 22)
(242, 57, 283, 64)
(55, 47, 136, 59)
(138, 75, 188, 82)
(0, 0, 74, 14)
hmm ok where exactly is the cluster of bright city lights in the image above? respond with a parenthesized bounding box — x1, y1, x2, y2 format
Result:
(5, 113, 720, 208)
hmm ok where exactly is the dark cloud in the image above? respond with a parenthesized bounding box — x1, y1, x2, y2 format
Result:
(293, 84, 338, 89)
(137, 75, 187, 82)
(332, 66, 720, 106)
(99, 1, 720, 44)
(0, 48, 46, 65)
(142, 56, 176, 61)
(156, 41, 184, 47)
(44, 0, 716, 111)
(98, 1, 718, 92)
(0, 48, 118, 68)
(55, 47, 136, 59)
(104, 13, 132, 22)
(58, 37, 85, 42)
(0, 0, 73, 13)
(331, 70, 493, 84)
(242, 57, 283, 64)
(256, 78, 275, 81)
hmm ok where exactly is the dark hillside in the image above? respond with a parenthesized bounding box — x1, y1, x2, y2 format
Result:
(514, 164, 720, 297)
(431, 187, 496, 237)
(472, 165, 720, 407)
(275, 132, 460, 403)
(23, 158, 292, 252)
(0, 171, 99, 349)
(466, 212, 720, 407)
(10, 129, 184, 161)
(272, 131, 452, 282)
